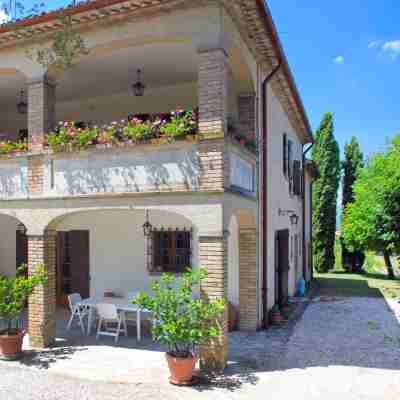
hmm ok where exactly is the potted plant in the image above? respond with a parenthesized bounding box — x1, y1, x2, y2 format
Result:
(269, 304, 283, 325)
(0, 264, 47, 360)
(133, 268, 225, 386)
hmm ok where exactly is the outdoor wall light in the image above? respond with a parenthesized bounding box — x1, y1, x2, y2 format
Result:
(17, 89, 28, 115)
(142, 209, 153, 237)
(278, 208, 299, 226)
(131, 69, 146, 97)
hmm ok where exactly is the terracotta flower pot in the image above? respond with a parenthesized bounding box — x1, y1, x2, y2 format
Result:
(0, 330, 25, 360)
(270, 310, 283, 326)
(165, 352, 198, 385)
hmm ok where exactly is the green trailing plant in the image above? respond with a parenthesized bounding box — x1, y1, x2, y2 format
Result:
(341, 136, 365, 273)
(122, 118, 153, 142)
(46, 110, 199, 152)
(159, 109, 197, 141)
(342, 134, 400, 279)
(312, 112, 340, 273)
(0, 140, 28, 155)
(0, 264, 48, 335)
(132, 268, 225, 359)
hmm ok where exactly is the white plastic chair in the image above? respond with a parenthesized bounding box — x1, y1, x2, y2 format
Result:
(96, 303, 127, 343)
(67, 293, 89, 335)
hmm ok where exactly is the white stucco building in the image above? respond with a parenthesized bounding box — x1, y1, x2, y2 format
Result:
(0, 0, 314, 371)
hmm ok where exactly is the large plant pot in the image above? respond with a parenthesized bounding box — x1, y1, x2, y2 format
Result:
(166, 353, 198, 385)
(0, 330, 25, 360)
(270, 310, 283, 326)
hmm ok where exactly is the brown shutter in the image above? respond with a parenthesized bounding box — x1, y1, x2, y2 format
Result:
(69, 230, 90, 299)
(293, 160, 302, 196)
(283, 133, 288, 176)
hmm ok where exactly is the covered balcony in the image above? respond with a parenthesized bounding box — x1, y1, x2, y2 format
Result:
(0, 40, 257, 200)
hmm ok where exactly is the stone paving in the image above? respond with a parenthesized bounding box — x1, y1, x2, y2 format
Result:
(1, 296, 399, 399)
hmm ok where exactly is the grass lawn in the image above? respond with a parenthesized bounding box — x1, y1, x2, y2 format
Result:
(315, 271, 400, 299)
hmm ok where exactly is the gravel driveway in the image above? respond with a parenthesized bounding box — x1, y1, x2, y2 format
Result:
(1, 297, 399, 400)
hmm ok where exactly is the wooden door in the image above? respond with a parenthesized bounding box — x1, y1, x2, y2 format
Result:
(70, 231, 90, 299)
(276, 229, 290, 306)
(56, 230, 90, 305)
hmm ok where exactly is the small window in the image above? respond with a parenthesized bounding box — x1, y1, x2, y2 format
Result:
(149, 229, 192, 274)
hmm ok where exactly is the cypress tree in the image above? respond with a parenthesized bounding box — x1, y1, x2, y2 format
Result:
(341, 137, 364, 272)
(312, 113, 340, 273)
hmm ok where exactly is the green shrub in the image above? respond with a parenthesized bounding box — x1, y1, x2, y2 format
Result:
(0, 265, 47, 335)
(132, 268, 224, 358)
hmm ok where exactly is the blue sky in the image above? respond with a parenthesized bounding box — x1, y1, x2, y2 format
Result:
(1, 1, 399, 157)
(268, 0, 400, 157)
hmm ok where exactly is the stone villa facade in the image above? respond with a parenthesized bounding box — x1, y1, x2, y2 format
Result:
(0, 0, 313, 372)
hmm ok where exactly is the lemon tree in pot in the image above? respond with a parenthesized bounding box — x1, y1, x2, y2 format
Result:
(133, 268, 224, 385)
(0, 264, 47, 360)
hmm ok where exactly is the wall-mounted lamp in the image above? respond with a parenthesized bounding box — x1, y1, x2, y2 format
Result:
(142, 209, 153, 237)
(278, 208, 299, 226)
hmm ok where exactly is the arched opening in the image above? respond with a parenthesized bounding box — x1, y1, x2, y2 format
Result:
(0, 214, 28, 333)
(0, 214, 27, 277)
(227, 208, 257, 331)
(46, 208, 197, 307)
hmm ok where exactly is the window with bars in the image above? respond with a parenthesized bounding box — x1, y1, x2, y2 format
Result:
(147, 228, 192, 274)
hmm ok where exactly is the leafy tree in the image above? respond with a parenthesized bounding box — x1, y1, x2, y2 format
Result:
(1, 1, 89, 70)
(342, 135, 400, 279)
(312, 113, 340, 272)
(341, 136, 365, 272)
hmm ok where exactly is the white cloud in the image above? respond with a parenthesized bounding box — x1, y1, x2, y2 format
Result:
(0, 9, 10, 25)
(382, 40, 400, 59)
(334, 56, 344, 65)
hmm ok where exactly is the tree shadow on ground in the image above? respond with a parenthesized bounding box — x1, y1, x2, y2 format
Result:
(19, 346, 87, 370)
(192, 363, 259, 392)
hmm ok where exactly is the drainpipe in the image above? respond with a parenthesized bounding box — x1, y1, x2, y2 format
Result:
(261, 59, 281, 329)
(302, 143, 314, 285)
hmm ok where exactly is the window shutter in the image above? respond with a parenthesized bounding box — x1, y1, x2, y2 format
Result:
(283, 133, 288, 176)
(288, 140, 293, 193)
(293, 160, 302, 196)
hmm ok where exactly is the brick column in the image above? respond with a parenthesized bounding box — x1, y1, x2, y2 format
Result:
(28, 77, 56, 152)
(27, 157, 44, 196)
(198, 48, 229, 137)
(28, 231, 57, 348)
(239, 228, 258, 331)
(238, 93, 256, 139)
(199, 234, 228, 373)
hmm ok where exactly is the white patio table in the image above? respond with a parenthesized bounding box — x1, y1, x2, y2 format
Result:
(78, 297, 144, 341)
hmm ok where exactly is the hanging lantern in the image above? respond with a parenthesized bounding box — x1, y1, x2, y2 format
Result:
(17, 89, 27, 115)
(142, 210, 153, 237)
(131, 69, 146, 97)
